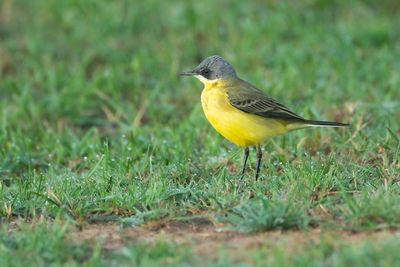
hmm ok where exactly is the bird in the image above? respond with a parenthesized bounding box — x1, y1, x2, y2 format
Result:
(180, 55, 349, 182)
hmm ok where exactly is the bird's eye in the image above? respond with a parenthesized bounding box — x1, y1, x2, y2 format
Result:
(202, 69, 210, 76)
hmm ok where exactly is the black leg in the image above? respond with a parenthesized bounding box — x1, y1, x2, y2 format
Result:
(255, 145, 262, 181)
(240, 147, 249, 182)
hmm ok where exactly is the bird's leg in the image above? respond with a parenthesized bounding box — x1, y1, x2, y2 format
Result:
(255, 145, 262, 181)
(239, 147, 250, 182)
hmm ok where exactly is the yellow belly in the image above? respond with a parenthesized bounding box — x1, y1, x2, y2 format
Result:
(201, 82, 289, 147)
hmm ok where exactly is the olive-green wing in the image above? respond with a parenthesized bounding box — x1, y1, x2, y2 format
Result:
(226, 79, 305, 121)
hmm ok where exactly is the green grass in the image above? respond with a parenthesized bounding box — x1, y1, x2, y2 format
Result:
(1, 0, 400, 265)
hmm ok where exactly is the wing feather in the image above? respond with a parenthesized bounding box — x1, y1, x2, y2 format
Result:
(226, 79, 305, 121)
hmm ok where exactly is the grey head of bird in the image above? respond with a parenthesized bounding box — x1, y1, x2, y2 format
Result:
(180, 55, 237, 83)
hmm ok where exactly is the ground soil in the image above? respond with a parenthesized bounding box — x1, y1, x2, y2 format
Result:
(69, 217, 397, 260)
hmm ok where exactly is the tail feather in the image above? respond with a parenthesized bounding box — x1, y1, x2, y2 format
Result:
(304, 120, 349, 128)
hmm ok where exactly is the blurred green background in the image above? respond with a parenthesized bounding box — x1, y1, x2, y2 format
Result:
(0, 0, 400, 265)
(1, 0, 399, 175)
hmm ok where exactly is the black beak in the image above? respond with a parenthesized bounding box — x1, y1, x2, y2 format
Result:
(179, 70, 197, 76)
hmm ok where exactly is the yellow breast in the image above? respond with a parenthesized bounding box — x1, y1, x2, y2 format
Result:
(200, 80, 288, 147)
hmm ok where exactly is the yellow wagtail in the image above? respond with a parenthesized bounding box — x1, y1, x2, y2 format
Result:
(180, 55, 349, 181)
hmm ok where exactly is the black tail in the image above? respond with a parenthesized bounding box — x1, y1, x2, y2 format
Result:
(304, 120, 350, 128)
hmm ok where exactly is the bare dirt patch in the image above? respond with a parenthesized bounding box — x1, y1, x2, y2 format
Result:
(70, 217, 398, 259)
